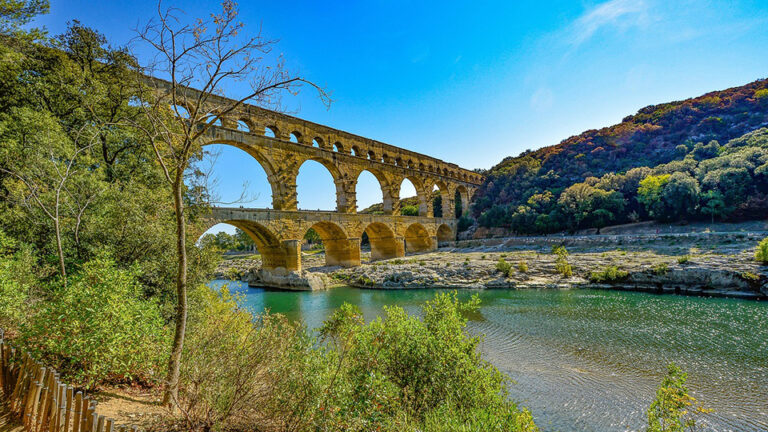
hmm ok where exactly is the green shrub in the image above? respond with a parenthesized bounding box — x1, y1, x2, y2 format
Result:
(552, 246, 572, 277)
(20, 257, 168, 388)
(652, 263, 669, 275)
(319, 292, 537, 430)
(741, 271, 760, 281)
(496, 258, 512, 276)
(589, 266, 629, 283)
(677, 255, 690, 264)
(518, 260, 529, 273)
(646, 363, 711, 432)
(755, 237, 768, 264)
(0, 231, 37, 332)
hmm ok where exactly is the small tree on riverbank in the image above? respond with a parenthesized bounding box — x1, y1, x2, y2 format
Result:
(132, 0, 329, 406)
(646, 363, 711, 432)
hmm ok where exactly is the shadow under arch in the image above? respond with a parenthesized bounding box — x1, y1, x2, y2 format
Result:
(304, 221, 360, 267)
(404, 222, 434, 253)
(222, 220, 297, 271)
(437, 223, 454, 245)
(362, 222, 403, 261)
(455, 184, 470, 217)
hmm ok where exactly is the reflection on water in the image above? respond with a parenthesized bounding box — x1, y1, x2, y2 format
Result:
(209, 280, 768, 432)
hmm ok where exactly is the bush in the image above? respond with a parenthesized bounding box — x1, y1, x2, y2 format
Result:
(589, 266, 629, 283)
(646, 363, 711, 432)
(552, 246, 572, 277)
(457, 215, 474, 233)
(652, 263, 669, 275)
(496, 258, 512, 276)
(319, 292, 537, 431)
(177, 285, 329, 432)
(677, 255, 691, 264)
(0, 231, 37, 332)
(755, 237, 768, 264)
(20, 257, 168, 388)
(518, 260, 529, 273)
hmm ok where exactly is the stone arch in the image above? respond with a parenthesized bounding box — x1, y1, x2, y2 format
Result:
(437, 224, 454, 245)
(351, 145, 361, 157)
(362, 222, 403, 261)
(296, 157, 344, 211)
(333, 141, 344, 153)
(431, 180, 452, 218)
(200, 139, 285, 209)
(303, 221, 360, 267)
(312, 137, 323, 148)
(353, 168, 391, 213)
(289, 131, 303, 143)
(455, 184, 470, 217)
(236, 119, 251, 132)
(265, 125, 278, 138)
(404, 222, 434, 253)
(221, 220, 298, 271)
(398, 176, 429, 216)
(367, 150, 377, 160)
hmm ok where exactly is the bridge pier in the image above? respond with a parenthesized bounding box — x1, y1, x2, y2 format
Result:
(324, 238, 362, 267)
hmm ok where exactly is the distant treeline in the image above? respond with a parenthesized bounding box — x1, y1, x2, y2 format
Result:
(473, 80, 768, 233)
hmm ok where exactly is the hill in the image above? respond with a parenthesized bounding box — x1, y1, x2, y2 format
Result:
(472, 79, 768, 234)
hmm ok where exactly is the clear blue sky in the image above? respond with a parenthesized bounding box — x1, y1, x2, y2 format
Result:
(35, 0, 768, 234)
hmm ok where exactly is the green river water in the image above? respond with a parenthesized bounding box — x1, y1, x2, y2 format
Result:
(209, 280, 768, 432)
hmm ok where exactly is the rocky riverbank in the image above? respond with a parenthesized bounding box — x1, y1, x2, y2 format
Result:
(213, 234, 768, 298)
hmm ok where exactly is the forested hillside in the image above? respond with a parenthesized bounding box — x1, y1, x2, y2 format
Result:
(473, 79, 768, 233)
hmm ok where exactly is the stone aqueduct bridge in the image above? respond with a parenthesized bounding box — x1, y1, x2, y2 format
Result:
(187, 85, 484, 272)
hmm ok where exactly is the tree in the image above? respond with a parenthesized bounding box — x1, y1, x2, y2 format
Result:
(646, 363, 710, 432)
(133, 0, 329, 406)
(0, 0, 48, 37)
(700, 190, 726, 224)
(659, 172, 700, 221)
(637, 174, 670, 220)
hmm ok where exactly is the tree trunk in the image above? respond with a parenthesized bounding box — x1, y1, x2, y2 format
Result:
(54, 216, 67, 284)
(163, 171, 188, 408)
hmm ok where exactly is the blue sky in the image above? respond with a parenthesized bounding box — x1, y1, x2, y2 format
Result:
(35, 0, 768, 234)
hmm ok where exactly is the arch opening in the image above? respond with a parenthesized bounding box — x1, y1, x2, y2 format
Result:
(200, 220, 296, 271)
(363, 222, 403, 261)
(196, 143, 275, 209)
(398, 178, 420, 216)
(404, 223, 433, 253)
(236, 120, 250, 132)
(432, 184, 444, 217)
(455, 185, 469, 217)
(354, 169, 387, 213)
(289, 132, 301, 143)
(312, 137, 323, 148)
(333, 142, 343, 153)
(296, 159, 339, 211)
(265, 126, 277, 138)
(351, 146, 360, 157)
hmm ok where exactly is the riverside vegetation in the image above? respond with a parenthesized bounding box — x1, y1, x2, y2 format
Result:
(0, 1, 739, 431)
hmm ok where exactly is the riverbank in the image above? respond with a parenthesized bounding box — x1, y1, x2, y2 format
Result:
(214, 231, 768, 299)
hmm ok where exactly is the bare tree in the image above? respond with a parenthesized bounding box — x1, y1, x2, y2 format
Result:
(132, 0, 329, 406)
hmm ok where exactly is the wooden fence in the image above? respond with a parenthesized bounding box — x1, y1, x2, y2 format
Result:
(0, 331, 142, 432)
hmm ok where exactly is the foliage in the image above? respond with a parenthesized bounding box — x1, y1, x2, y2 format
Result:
(588, 266, 629, 283)
(473, 79, 768, 233)
(646, 363, 711, 432)
(652, 263, 669, 275)
(677, 255, 691, 264)
(496, 258, 513, 277)
(755, 237, 768, 264)
(317, 292, 537, 431)
(400, 204, 420, 216)
(20, 256, 168, 388)
(552, 246, 572, 277)
(457, 214, 474, 232)
(518, 260, 529, 273)
(0, 230, 38, 332)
